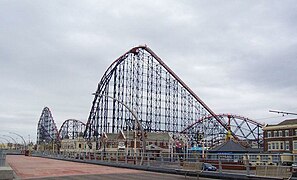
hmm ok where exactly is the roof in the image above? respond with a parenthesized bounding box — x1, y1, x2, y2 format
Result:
(103, 131, 173, 141)
(209, 139, 262, 153)
(264, 119, 297, 130)
(209, 140, 247, 153)
(278, 119, 297, 126)
(189, 146, 207, 151)
(146, 132, 172, 141)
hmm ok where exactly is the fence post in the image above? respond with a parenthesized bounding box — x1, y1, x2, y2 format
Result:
(245, 154, 250, 176)
(219, 158, 222, 174)
(265, 165, 268, 176)
(246, 162, 250, 175)
(147, 153, 150, 166)
(125, 150, 128, 164)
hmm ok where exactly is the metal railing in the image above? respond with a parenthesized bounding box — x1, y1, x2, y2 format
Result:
(28, 150, 294, 179)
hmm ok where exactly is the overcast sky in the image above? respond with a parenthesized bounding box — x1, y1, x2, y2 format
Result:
(1, 0, 297, 143)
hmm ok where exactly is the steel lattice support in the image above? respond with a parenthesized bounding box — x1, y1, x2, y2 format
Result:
(58, 119, 86, 140)
(84, 46, 227, 139)
(182, 114, 264, 148)
(36, 107, 58, 144)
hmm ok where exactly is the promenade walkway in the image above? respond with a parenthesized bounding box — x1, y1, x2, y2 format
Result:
(6, 155, 213, 180)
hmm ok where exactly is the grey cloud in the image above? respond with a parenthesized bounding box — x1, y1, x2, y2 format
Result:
(0, 0, 296, 141)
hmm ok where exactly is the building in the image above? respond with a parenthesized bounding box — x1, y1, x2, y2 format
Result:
(263, 119, 297, 153)
(98, 131, 175, 157)
(263, 118, 297, 164)
(60, 137, 96, 157)
(59, 131, 180, 159)
(207, 139, 262, 164)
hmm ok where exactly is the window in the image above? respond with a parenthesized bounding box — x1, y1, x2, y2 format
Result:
(294, 155, 297, 163)
(272, 143, 275, 149)
(275, 142, 279, 149)
(249, 155, 257, 161)
(278, 131, 283, 137)
(261, 155, 269, 161)
(267, 131, 271, 137)
(285, 141, 290, 150)
(268, 143, 271, 150)
(294, 141, 297, 150)
(295, 129, 297, 136)
(274, 131, 278, 137)
(272, 155, 280, 162)
(280, 142, 284, 150)
(78, 144, 81, 148)
(285, 130, 289, 137)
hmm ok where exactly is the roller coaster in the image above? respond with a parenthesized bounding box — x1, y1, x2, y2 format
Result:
(36, 46, 264, 148)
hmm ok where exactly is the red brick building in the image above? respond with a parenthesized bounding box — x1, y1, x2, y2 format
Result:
(263, 119, 297, 153)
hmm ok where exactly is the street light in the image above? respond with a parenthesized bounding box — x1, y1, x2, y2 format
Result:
(2, 135, 18, 150)
(92, 92, 146, 164)
(9, 132, 27, 151)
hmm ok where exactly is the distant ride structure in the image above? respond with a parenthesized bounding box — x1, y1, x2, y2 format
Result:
(58, 119, 86, 140)
(36, 107, 58, 144)
(182, 114, 264, 148)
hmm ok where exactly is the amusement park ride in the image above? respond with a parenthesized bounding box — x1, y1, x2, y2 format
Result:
(36, 46, 264, 150)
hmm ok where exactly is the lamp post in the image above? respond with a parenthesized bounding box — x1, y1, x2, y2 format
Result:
(9, 132, 27, 151)
(2, 135, 18, 150)
(92, 92, 146, 164)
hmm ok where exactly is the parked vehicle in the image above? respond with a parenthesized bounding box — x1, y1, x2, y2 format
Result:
(202, 163, 217, 171)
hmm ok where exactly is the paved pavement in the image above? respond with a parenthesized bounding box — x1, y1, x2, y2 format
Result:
(6, 155, 215, 180)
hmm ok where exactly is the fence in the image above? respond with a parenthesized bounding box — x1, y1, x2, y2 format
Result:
(29, 150, 294, 179)
(255, 165, 292, 179)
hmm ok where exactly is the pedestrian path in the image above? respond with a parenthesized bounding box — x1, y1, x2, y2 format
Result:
(6, 155, 214, 180)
